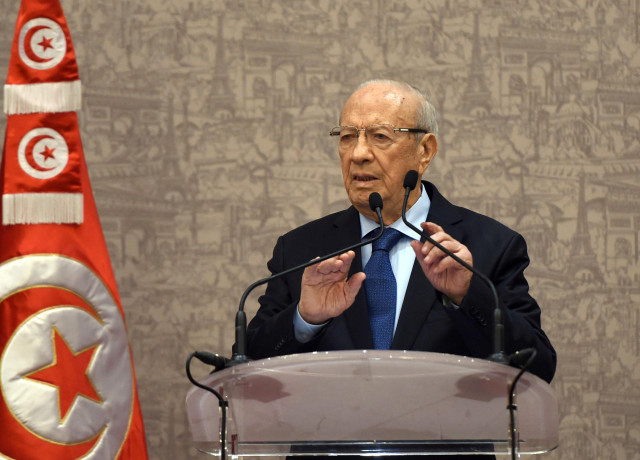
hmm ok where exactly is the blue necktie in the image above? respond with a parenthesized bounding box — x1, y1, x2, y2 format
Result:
(364, 228, 404, 349)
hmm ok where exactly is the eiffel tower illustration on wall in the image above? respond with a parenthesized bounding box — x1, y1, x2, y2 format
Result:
(458, 10, 492, 117)
(565, 169, 605, 285)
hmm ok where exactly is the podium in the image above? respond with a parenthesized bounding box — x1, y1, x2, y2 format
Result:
(186, 350, 558, 457)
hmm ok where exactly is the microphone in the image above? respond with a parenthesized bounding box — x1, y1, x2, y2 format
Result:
(192, 351, 230, 371)
(226, 192, 386, 367)
(401, 171, 509, 365)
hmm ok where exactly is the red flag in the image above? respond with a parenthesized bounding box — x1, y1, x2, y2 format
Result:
(0, 1, 149, 459)
(4, 0, 80, 114)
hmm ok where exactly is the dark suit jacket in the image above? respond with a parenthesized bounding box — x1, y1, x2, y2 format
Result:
(246, 181, 556, 383)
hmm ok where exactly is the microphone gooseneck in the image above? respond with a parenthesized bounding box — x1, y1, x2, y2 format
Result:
(401, 170, 508, 365)
(227, 192, 386, 367)
(185, 352, 230, 459)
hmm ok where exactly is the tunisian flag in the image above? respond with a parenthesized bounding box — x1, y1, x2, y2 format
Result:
(0, 0, 149, 459)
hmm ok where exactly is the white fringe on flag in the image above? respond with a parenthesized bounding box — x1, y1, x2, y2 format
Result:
(3, 193, 83, 224)
(4, 80, 82, 115)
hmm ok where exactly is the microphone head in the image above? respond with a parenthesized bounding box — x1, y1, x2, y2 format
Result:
(368, 192, 383, 211)
(403, 170, 419, 190)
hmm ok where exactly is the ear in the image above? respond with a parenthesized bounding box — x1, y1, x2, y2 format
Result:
(417, 133, 438, 175)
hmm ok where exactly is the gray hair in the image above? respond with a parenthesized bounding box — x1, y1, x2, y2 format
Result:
(356, 79, 439, 140)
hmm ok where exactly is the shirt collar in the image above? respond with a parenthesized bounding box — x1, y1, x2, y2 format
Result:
(359, 182, 431, 240)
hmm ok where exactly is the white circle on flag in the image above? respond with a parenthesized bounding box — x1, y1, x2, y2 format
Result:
(0, 256, 134, 458)
(18, 18, 67, 70)
(18, 127, 69, 180)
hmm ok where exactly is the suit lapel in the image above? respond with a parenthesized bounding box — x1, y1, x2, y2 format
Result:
(391, 259, 436, 349)
(391, 181, 463, 350)
(329, 208, 374, 349)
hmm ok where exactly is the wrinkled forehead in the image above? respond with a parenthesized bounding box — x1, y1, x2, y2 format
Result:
(340, 84, 418, 126)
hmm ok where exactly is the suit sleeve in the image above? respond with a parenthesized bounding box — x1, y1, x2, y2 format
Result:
(448, 231, 557, 382)
(245, 235, 325, 359)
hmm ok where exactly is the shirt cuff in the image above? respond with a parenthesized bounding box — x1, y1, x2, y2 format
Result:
(442, 295, 461, 310)
(293, 305, 328, 343)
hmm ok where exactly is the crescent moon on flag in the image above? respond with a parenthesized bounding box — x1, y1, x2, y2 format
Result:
(18, 127, 69, 180)
(18, 18, 66, 70)
(22, 25, 52, 64)
(24, 134, 57, 172)
(0, 256, 135, 458)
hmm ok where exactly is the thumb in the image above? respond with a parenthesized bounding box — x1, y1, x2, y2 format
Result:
(344, 272, 366, 303)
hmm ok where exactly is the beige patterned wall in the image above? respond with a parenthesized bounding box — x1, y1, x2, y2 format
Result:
(2, 0, 640, 458)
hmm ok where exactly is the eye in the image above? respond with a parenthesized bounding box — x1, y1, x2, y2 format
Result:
(368, 127, 394, 144)
(372, 132, 391, 141)
(338, 128, 358, 142)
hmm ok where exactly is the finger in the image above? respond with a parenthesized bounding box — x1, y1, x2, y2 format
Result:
(303, 260, 341, 284)
(419, 223, 452, 246)
(340, 250, 356, 260)
(417, 225, 448, 252)
(315, 256, 347, 275)
(412, 239, 446, 265)
(422, 240, 458, 264)
(421, 221, 444, 235)
(417, 239, 441, 261)
(416, 241, 435, 261)
(410, 239, 423, 254)
(412, 240, 440, 273)
(420, 230, 466, 265)
(429, 254, 466, 274)
(318, 251, 357, 275)
(411, 241, 429, 271)
(302, 262, 319, 280)
(337, 251, 356, 273)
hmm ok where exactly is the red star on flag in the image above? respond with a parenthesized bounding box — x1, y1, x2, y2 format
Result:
(37, 35, 54, 51)
(25, 328, 102, 421)
(39, 144, 56, 161)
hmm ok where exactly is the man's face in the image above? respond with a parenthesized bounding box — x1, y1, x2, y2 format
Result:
(338, 83, 436, 223)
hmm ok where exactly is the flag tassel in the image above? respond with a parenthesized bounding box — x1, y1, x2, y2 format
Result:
(4, 80, 81, 115)
(3, 192, 83, 224)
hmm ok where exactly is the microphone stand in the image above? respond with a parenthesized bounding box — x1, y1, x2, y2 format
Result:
(506, 348, 537, 460)
(400, 171, 508, 366)
(230, 192, 386, 365)
(185, 352, 229, 459)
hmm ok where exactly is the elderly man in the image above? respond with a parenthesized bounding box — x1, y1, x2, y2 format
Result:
(246, 79, 556, 384)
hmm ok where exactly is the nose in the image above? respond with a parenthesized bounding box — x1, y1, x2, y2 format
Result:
(349, 129, 374, 163)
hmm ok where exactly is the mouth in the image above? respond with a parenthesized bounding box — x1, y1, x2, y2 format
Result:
(352, 174, 378, 183)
